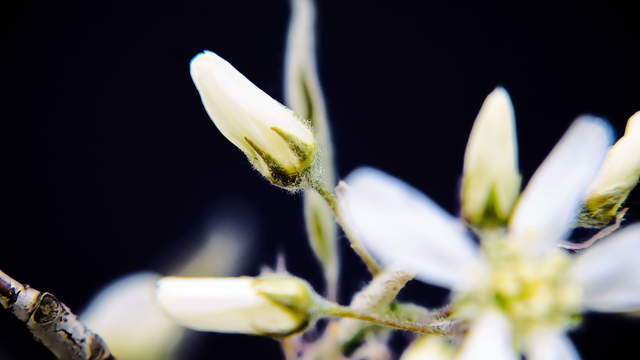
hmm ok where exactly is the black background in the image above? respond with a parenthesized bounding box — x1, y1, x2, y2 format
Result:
(2, 0, 640, 358)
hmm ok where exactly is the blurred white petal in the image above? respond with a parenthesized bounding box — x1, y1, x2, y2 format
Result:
(458, 311, 516, 360)
(462, 87, 521, 226)
(510, 116, 612, 255)
(525, 331, 580, 360)
(81, 272, 184, 360)
(569, 223, 640, 312)
(339, 167, 482, 290)
(350, 339, 393, 360)
(400, 336, 452, 360)
(173, 217, 254, 277)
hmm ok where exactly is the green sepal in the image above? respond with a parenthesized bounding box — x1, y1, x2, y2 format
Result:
(579, 188, 630, 228)
(271, 126, 317, 168)
(244, 136, 307, 189)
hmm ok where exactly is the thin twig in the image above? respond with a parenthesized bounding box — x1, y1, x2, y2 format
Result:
(559, 208, 628, 250)
(321, 301, 462, 336)
(303, 271, 426, 358)
(310, 179, 381, 275)
(0, 269, 114, 360)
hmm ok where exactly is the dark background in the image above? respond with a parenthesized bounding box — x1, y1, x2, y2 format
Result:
(2, 0, 640, 358)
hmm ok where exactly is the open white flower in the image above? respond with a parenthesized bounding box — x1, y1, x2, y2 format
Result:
(191, 51, 317, 189)
(339, 116, 640, 358)
(582, 111, 640, 227)
(156, 276, 316, 336)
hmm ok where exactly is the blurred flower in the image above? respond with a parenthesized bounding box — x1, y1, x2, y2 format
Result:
(81, 215, 253, 360)
(171, 215, 254, 277)
(582, 111, 640, 227)
(461, 87, 521, 227)
(400, 336, 454, 360)
(81, 272, 184, 360)
(339, 117, 640, 358)
(156, 276, 316, 337)
(285, 0, 339, 300)
(191, 51, 317, 189)
(349, 338, 393, 360)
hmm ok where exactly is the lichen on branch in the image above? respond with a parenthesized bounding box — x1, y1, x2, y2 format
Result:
(0, 269, 114, 360)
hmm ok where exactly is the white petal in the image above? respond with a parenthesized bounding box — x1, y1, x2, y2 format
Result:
(81, 272, 184, 360)
(525, 331, 580, 360)
(510, 116, 613, 255)
(462, 87, 521, 225)
(569, 223, 640, 312)
(339, 167, 482, 290)
(457, 311, 517, 360)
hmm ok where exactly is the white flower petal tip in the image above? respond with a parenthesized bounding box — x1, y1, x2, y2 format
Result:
(156, 276, 315, 336)
(190, 51, 317, 189)
(458, 312, 517, 360)
(525, 331, 580, 360)
(570, 223, 640, 312)
(582, 111, 640, 227)
(510, 116, 613, 254)
(339, 167, 482, 290)
(81, 272, 185, 360)
(462, 87, 521, 227)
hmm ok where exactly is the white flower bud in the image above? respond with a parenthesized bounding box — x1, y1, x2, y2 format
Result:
(582, 112, 640, 227)
(156, 276, 315, 336)
(461, 87, 521, 227)
(191, 51, 317, 189)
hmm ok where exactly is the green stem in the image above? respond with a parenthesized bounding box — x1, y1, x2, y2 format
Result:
(309, 180, 381, 276)
(320, 300, 458, 336)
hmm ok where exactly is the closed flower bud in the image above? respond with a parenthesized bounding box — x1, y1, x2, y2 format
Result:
(461, 87, 521, 227)
(582, 112, 640, 227)
(156, 276, 316, 337)
(191, 51, 317, 189)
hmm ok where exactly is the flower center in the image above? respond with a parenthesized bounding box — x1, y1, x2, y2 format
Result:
(454, 238, 581, 340)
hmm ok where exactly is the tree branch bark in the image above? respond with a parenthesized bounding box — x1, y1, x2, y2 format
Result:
(0, 269, 114, 360)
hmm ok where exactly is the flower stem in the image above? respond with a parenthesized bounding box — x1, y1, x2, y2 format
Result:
(319, 300, 458, 336)
(309, 180, 381, 275)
